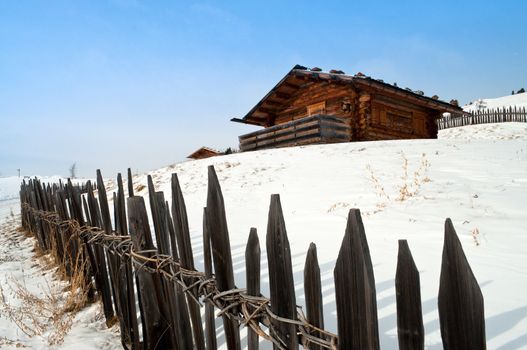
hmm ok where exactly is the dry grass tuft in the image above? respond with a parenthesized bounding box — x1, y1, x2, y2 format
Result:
(0, 221, 90, 346)
(365, 152, 431, 215)
(472, 227, 480, 246)
(0, 336, 27, 348)
(397, 152, 431, 201)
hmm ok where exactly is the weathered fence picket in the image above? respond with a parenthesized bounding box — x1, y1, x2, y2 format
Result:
(245, 228, 260, 350)
(438, 219, 486, 349)
(395, 240, 424, 350)
(18, 167, 488, 350)
(171, 174, 206, 350)
(128, 196, 175, 349)
(334, 209, 379, 350)
(437, 106, 527, 130)
(203, 208, 218, 350)
(267, 194, 298, 350)
(206, 166, 241, 350)
(304, 243, 324, 350)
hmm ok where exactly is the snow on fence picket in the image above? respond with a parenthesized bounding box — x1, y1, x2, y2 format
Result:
(19, 166, 486, 350)
(438, 106, 527, 130)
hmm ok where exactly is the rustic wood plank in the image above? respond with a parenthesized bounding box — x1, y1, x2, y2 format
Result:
(266, 194, 298, 350)
(206, 166, 241, 350)
(127, 196, 174, 350)
(165, 205, 194, 350)
(96, 170, 126, 336)
(152, 193, 184, 350)
(438, 219, 486, 349)
(333, 209, 379, 350)
(203, 207, 218, 350)
(127, 168, 134, 197)
(171, 173, 206, 350)
(245, 227, 260, 350)
(395, 240, 424, 350)
(116, 173, 128, 234)
(304, 242, 324, 350)
(116, 174, 141, 348)
(111, 191, 137, 345)
(96, 170, 113, 234)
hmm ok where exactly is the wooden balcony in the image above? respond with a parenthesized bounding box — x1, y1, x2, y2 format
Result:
(239, 115, 351, 151)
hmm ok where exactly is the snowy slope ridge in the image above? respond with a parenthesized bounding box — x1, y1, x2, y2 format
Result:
(464, 92, 527, 112)
(99, 122, 525, 350)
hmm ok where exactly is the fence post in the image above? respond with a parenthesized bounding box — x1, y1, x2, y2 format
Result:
(171, 173, 206, 350)
(395, 240, 424, 350)
(334, 209, 379, 350)
(438, 219, 486, 349)
(304, 243, 324, 350)
(127, 196, 174, 350)
(85, 181, 116, 325)
(166, 205, 194, 350)
(203, 207, 218, 350)
(96, 170, 128, 338)
(127, 167, 134, 197)
(245, 227, 260, 350)
(266, 194, 298, 350)
(118, 177, 141, 350)
(149, 188, 183, 349)
(206, 166, 241, 350)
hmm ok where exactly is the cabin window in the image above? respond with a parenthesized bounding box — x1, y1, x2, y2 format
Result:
(307, 101, 326, 116)
(387, 110, 412, 128)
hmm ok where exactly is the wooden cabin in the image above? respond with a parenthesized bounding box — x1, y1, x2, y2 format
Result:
(187, 147, 221, 160)
(232, 65, 463, 151)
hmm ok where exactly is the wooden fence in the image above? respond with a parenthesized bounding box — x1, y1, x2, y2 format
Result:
(19, 166, 486, 350)
(437, 106, 527, 130)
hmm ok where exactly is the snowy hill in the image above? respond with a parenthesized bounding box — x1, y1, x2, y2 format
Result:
(1, 124, 526, 349)
(105, 122, 525, 350)
(464, 92, 527, 112)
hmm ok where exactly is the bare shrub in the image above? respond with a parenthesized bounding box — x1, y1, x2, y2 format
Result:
(397, 152, 431, 201)
(0, 226, 90, 346)
(365, 152, 431, 214)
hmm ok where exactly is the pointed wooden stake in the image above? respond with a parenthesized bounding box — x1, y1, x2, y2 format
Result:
(266, 194, 298, 350)
(438, 219, 486, 349)
(246, 227, 260, 350)
(333, 209, 379, 350)
(395, 240, 424, 350)
(304, 243, 324, 350)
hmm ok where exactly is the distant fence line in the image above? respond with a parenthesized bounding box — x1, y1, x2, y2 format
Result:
(20, 166, 486, 350)
(438, 106, 527, 130)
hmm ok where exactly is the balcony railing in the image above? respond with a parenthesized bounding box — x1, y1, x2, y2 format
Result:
(239, 114, 351, 151)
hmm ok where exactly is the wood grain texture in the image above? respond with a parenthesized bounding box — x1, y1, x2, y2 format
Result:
(266, 194, 298, 350)
(334, 209, 379, 350)
(171, 173, 206, 350)
(166, 205, 194, 350)
(395, 240, 424, 350)
(438, 219, 486, 350)
(304, 243, 324, 350)
(203, 207, 218, 350)
(127, 196, 174, 350)
(245, 227, 260, 350)
(206, 166, 241, 350)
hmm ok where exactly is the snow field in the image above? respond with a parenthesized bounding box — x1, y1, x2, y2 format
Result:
(1, 123, 526, 349)
(102, 123, 526, 349)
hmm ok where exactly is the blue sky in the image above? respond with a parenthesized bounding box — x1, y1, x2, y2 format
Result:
(1, 0, 525, 177)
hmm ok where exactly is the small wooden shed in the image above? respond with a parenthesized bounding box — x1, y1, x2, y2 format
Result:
(187, 147, 221, 160)
(232, 65, 462, 151)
